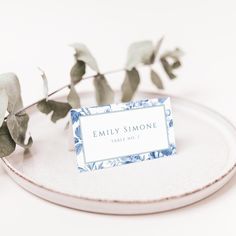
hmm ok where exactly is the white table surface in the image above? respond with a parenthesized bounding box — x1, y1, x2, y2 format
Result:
(1, 0, 236, 235)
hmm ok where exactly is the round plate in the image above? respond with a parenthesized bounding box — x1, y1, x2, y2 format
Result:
(2, 91, 236, 215)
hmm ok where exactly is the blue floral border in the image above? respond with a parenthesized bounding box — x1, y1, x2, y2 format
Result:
(70, 97, 176, 172)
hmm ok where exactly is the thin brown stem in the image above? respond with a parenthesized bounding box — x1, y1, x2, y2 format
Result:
(10, 67, 126, 116)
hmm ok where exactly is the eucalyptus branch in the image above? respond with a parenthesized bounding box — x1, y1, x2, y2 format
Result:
(14, 67, 138, 115)
(0, 38, 183, 159)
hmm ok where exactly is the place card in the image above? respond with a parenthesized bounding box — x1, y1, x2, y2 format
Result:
(70, 97, 176, 172)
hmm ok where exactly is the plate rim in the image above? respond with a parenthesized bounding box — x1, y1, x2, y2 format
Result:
(1, 91, 236, 207)
(1, 156, 236, 205)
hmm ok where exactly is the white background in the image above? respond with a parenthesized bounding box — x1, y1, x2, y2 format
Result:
(0, 0, 236, 235)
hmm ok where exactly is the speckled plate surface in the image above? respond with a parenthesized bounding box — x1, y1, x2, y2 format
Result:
(1, 91, 236, 215)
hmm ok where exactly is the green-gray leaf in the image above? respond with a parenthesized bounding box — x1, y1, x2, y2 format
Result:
(0, 121, 16, 158)
(0, 73, 23, 113)
(125, 41, 154, 71)
(121, 68, 140, 102)
(6, 113, 32, 148)
(160, 57, 181, 80)
(160, 48, 183, 80)
(0, 88, 8, 127)
(93, 74, 114, 105)
(70, 60, 86, 84)
(161, 48, 184, 59)
(37, 99, 72, 123)
(67, 85, 80, 108)
(38, 68, 49, 100)
(153, 37, 164, 61)
(70, 43, 99, 72)
(150, 69, 164, 89)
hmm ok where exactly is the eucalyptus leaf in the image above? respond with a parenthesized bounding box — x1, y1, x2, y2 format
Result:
(121, 68, 140, 102)
(37, 99, 52, 114)
(70, 60, 86, 84)
(0, 89, 8, 127)
(0, 121, 16, 158)
(0, 73, 23, 113)
(38, 68, 49, 100)
(93, 74, 114, 105)
(6, 113, 32, 148)
(172, 60, 181, 69)
(153, 37, 164, 61)
(160, 48, 183, 80)
(64, 121, 70, 130)
(160, 57, 175, 79)
(162, 48, 184, 59)
(125, 41, 154, 71)
(67, 85, 80, 108)
(37, 99, 72, 123)
(160, 57, 181, 80)
(150, 69, 164, 89)
(70, 43, 99, 72)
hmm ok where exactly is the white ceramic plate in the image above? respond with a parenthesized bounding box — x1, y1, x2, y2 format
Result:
(2, 91, 236, 215)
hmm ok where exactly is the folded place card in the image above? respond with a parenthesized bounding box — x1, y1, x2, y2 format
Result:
(70, 97, 176, 172)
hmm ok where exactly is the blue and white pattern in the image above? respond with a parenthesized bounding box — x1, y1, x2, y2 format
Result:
(70, 97, 176, 173)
